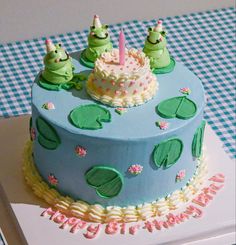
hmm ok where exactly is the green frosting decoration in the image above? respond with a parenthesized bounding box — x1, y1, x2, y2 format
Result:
(192, 120, 206, 158)
(85, 165, 123, 198)
(156, 96, 197, 120)
(153, 138, 183, 169)
(152, 58, 175, 74)
(42, 41, 74, 85)
(70, 104, 111, 130)
(36, 117, 61, 150)
(39, 72, 87, 91)
(80, 15, 112, 67)
(143, 20, 175, 73)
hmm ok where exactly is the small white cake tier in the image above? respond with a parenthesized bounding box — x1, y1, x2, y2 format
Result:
(86, 49, 158, 107)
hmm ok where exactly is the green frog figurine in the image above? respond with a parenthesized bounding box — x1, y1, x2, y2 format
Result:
(143, 20, 175, 74)
(42, 40, 74, 84)
(80, 15, 113, 68)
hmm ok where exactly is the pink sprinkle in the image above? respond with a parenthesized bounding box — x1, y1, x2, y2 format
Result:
(130, 61, 133, 64)
(48, 174, 58, 186)
(176, 169, 186, 182)
(31, 128, 36, 140)
(129, 81, 135, 87)
(75, 145, 87, 157)
(144, 86, 148, 91)
(180, 87, 191, 95)
(139, 82, 143, 87)
(156, 121, 169, 130)
(119, 82, 125, 87)
(126, 66, 129, 68)
(133, 89, 138, 95)
(110, 80, 115, 86)
(115, 90, 121, 96)
(128, 164, 143, 175)
(146, 76, 149, 80)
(123, 90, 128, 95)
(133, 68, 136, 71)
(120, 67, 123, 70)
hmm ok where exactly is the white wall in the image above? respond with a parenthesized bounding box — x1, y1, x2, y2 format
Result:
(0, 0, 234, 44)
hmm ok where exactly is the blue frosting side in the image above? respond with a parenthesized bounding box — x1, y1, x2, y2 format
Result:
(31, 53, 205, 207)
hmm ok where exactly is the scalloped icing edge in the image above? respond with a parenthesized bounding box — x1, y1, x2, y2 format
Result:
(23, 141, 208, 223)
(86, 75, 158, 107)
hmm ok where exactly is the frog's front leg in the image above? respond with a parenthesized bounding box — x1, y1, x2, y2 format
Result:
(150, 57, 158, 68)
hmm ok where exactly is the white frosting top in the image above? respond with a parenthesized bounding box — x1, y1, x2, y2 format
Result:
(95, 49, 150, 80)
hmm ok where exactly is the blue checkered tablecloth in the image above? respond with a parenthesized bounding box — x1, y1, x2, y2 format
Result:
(0, 8, 235, 158)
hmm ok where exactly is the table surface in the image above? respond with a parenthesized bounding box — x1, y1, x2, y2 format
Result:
(0, 7, 235, 160)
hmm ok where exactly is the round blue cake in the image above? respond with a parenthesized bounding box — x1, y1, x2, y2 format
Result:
(31, 51, 205, 207)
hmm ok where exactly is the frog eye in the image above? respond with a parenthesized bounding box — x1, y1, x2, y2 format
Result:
(148, 27, 152, 31)
(91, 25, 95, 29)
(55, 50, 58, 53)
(58, 43, 62, 47)
(161, 31, 166, 36)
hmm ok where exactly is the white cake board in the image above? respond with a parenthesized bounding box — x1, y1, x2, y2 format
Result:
(0, 116, 235, 245)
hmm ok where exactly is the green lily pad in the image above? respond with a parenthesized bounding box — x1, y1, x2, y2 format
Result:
(70, 104, 111, 130)
(79, 50, 95, 68)
(36, 117, 61, 150)
(153, 138, 183, 169)
(156, 96, 197, 120)
(192, 120, 206, 158)
(152, 57, 175, 74)
(85, 166, 123, 198)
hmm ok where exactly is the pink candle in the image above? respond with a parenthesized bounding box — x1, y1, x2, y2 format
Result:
(119, 29, 125, 65)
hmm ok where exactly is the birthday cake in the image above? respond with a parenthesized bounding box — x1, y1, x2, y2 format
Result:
(23, 16, 208, 227)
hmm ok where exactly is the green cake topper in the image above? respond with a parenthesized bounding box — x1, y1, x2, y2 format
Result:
(192, 120, 206, 158)
(153, 138, 183, 169)
(70, 104, 111, 130)
(42, 40, 74, 85)
(85, 165, 124, 198)
(36, 117, 61, 150)
(143, 20, 175, 74)
(80, 15, 113, 68)
(156, 96, 197, 120)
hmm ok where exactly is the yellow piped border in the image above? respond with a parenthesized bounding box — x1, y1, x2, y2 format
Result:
(23, 141, 207, 223)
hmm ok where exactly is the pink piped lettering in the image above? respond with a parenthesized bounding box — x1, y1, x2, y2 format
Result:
(41, 207, 56, 217)
(105, 221, 119, 235)
(129, 224, 140, 235)
(185, 205, 203, 218)
(209, 173, 225, 183)
(192, 193, 213, 207)
(143, 221, 154, 232)
(120, 223, 126, 234)
(83, 224, 101, 239)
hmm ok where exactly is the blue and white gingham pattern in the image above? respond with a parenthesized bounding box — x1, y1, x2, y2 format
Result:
(0, 8, 235, 158)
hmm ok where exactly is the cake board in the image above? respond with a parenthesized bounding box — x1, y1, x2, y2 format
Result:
(0, 115, 235, 245)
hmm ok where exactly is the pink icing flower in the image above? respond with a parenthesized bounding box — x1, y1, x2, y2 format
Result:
(75, 145, 87, 157)
(156, 121, 169, 130)
(180, 87, 191, 95)
(42, 102, 55, 110)
(115, 107, 127, 115)
(48, 174, 58, 186)
(128, 164, 143, 175)
(30, 128, 36, 140)
(176, 170, 186, 182)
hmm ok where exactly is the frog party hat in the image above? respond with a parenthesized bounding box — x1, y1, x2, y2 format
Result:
(80, 15, 113, 68)
(41, 39, 74, 85)
(143, 20, 175, 74)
